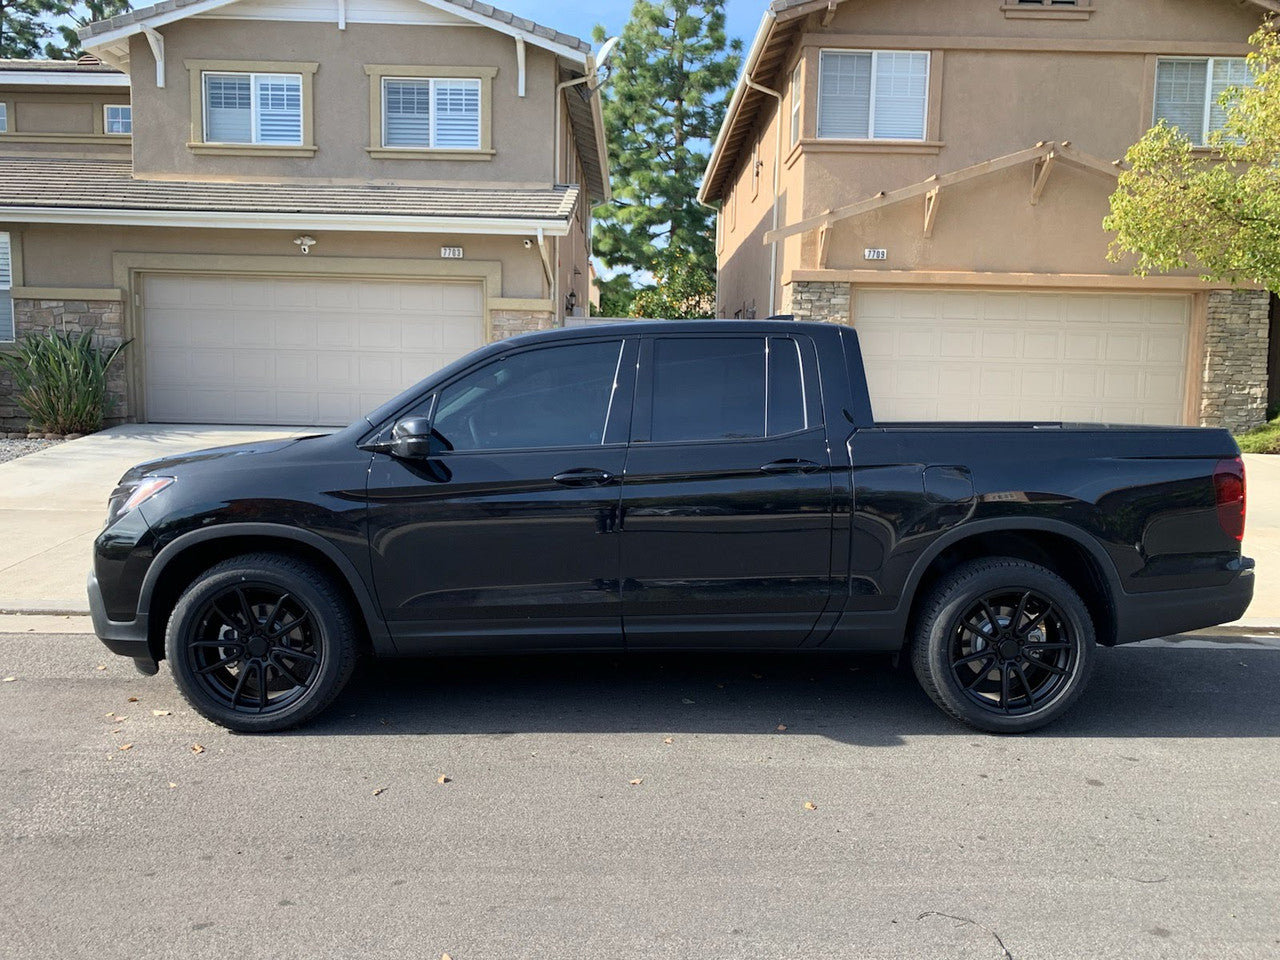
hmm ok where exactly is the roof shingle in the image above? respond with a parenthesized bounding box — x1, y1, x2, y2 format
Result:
(0, 156, 579, 222)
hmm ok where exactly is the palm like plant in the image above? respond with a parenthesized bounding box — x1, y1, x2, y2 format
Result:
(0, 331, 130, 434)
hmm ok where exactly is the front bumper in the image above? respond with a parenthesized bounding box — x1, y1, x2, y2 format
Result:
(1112, 558, 1256, 644)
(88, 571, 152, 664)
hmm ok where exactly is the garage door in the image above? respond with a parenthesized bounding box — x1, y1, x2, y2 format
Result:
(142, 274, 486, 426)
(854, 289, 1191, 424)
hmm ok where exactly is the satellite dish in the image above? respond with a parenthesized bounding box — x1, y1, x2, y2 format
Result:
(595, 36, 619, 70)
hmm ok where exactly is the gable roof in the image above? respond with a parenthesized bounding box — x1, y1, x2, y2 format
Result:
(78, 0, 592, 63)
(699, 0, 1280, 203)
(0, 58, 128, 86)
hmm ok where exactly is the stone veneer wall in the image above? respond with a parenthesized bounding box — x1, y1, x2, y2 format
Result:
(782, 281, 851, 324)
(1200, 289, 1271, 433)
(0, 299, 129, 433)
(490, 308, 557, 341)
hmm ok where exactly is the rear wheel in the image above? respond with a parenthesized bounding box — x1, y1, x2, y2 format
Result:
(911, 558, 1096, 733)
(165, 553, 359, 732)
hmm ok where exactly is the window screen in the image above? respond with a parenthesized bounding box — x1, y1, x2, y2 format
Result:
(383, 77, 481, 149)
(650, 338, 766, 442)
(0, 232, 13, 343)
(204, 72, 302, 145)
(1154, 57, 1252, 145)
(432, 341, 623, 451)
(104, 104, 132, 135)
(818, 50, 928, 141)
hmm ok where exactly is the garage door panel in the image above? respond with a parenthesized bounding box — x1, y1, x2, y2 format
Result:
(854, 289, 1190, 424)
(143, 274, 486, 426)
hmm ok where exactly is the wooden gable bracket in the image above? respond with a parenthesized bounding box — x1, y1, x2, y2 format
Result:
(142, 27, 165, 89)
(821, 1, 839, 26)
(1030, 152, 1057, 205)
(922, 183, 941, 238)
(817, 222, 833, 268)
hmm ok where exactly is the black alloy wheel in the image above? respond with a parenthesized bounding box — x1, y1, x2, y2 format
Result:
(165, 553, 358, 732)
(911, 558, 1096, 733)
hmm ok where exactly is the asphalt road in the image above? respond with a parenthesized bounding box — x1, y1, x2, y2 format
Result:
(2, 631, 1278, 960)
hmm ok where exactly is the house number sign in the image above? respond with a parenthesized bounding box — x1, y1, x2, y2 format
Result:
(864, 248, 888, 261)
(441, 247, 465, 259)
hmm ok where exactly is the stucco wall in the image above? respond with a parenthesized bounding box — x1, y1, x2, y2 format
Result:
(0, 86, 132, 158)
(7, 223, 549, 300)
(127, 19, 560, 183)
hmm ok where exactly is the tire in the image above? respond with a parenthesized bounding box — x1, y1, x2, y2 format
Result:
(165, 552, 359, 732)
(910, 557, 1096, 734)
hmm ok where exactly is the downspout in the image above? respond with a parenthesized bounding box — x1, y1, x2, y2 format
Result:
(743, 75, 783, 317)
(553, 57, 598, 322)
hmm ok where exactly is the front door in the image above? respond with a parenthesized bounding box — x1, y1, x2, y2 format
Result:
(366, 337, 636, 652)
(619, 334, 835, 648)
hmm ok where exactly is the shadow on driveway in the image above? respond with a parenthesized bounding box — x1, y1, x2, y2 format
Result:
(296, 644, 1280, 745)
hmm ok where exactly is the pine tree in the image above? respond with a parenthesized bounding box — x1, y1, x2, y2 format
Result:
(45, 0, 132, 59)
(0, 0, 65, 58)
(592, 1, 741, 283)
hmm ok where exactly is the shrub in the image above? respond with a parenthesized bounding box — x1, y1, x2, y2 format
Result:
(0, 331, 131, 435)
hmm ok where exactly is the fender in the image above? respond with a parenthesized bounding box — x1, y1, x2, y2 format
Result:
(817, 516, 1124, 652)
(140, 523, 397, 656)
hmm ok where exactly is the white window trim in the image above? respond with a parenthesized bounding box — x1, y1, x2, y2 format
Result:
(790, 61, 802, 147)
(380, 75, 482, 150)
(103, 103, 131, 135)
(201, 71, 304, 146)
(1155, 55, 1250, 146)
(0, 102, 7, 134)
(817, 48, 931, 143)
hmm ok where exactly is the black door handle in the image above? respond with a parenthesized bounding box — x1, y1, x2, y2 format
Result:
(759, 459, 822, 475)
(553, 468, 616, 487)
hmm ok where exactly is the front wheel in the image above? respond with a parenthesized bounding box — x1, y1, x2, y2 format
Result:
(165, 553, 359, 732)
(910, 558, 1096, 733)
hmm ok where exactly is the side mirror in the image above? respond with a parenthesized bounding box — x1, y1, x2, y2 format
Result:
(390, 417, 443, 459)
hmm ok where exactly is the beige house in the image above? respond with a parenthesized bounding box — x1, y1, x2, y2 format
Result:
(702, 0, 1279, 431)
(0, 0, 609, 428)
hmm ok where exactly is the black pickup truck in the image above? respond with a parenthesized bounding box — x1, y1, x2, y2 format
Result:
(89, 320, 1254, 733)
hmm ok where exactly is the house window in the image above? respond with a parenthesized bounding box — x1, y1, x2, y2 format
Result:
(202, 72, 303, 145)
(1154, 57, 1252, 145)
(0, 232, 13, 343)
(382, 77, 481, 149)
(0, 102, 7, 133)
(790, 61, 802, 147)
(104, 104, 131, 135)
(818, 50, 930, 141)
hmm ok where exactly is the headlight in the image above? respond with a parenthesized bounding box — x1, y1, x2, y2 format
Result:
(105, 476, 174, 527)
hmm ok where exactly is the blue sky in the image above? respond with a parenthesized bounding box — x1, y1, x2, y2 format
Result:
(496, 0, 761, 55)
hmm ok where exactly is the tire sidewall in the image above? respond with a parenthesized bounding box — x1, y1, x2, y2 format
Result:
(165, 559, 352, 733)
(917, 562, 1096, 733)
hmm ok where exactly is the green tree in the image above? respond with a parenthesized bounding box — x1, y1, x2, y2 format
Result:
(0, 0, 64, 58)
(46, 0, 132, 59)
(1105, 26, 1280, 290)
(592, 1, 741, 283)
(630, 250, 716, 319)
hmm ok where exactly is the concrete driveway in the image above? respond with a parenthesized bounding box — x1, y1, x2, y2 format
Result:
(0, 424, 328, 614)
(0, 428, 1277, 623)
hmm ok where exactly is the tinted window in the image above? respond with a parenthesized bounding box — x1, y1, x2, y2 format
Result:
(433, 340, 623, 451)
(767, 338, 807, 436)
(650, 338, 765, 442)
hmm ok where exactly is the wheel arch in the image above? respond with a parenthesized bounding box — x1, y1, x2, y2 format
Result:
(901, 519, 1121, 647)
(140, 524, 395, 662)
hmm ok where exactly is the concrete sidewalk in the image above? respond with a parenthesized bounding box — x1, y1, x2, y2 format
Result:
(0, 428, 1276, 624)
(0, 424, 326, 614)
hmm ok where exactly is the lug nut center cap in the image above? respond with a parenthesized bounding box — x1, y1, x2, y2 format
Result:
(998, 639, 1021, 660)
(246, 636, 269, 658)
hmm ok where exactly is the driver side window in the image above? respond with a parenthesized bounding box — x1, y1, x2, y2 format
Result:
(432, 340, 624, 451)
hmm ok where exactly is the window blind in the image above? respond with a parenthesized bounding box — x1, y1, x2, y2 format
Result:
(0, 233, 13, 343)
(817, 50, 928, 141)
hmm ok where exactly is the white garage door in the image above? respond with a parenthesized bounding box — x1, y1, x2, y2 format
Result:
(142, 274, 486, 425)
(854, 289, 1191, 424)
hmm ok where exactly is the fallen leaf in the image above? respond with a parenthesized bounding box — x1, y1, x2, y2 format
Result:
(168, 782, 177, 789)
(804, 801, 817, 811)
(776, 724, 788, 732)
(96, 665, 106, 671)
(127, 696, 139, 702)
(629, 778, 643, 786)
(436, 775, 451, 784)
(191, 744, 205, 755)
(372, 788, 386, 797)
(1, 676, 15, 683)
(111, 729, 121, 734)
(119, 743, 133, 751)
(152, 710, 171, 717)
(442, 954, 453, 960)
(663, 737, 674, 745)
